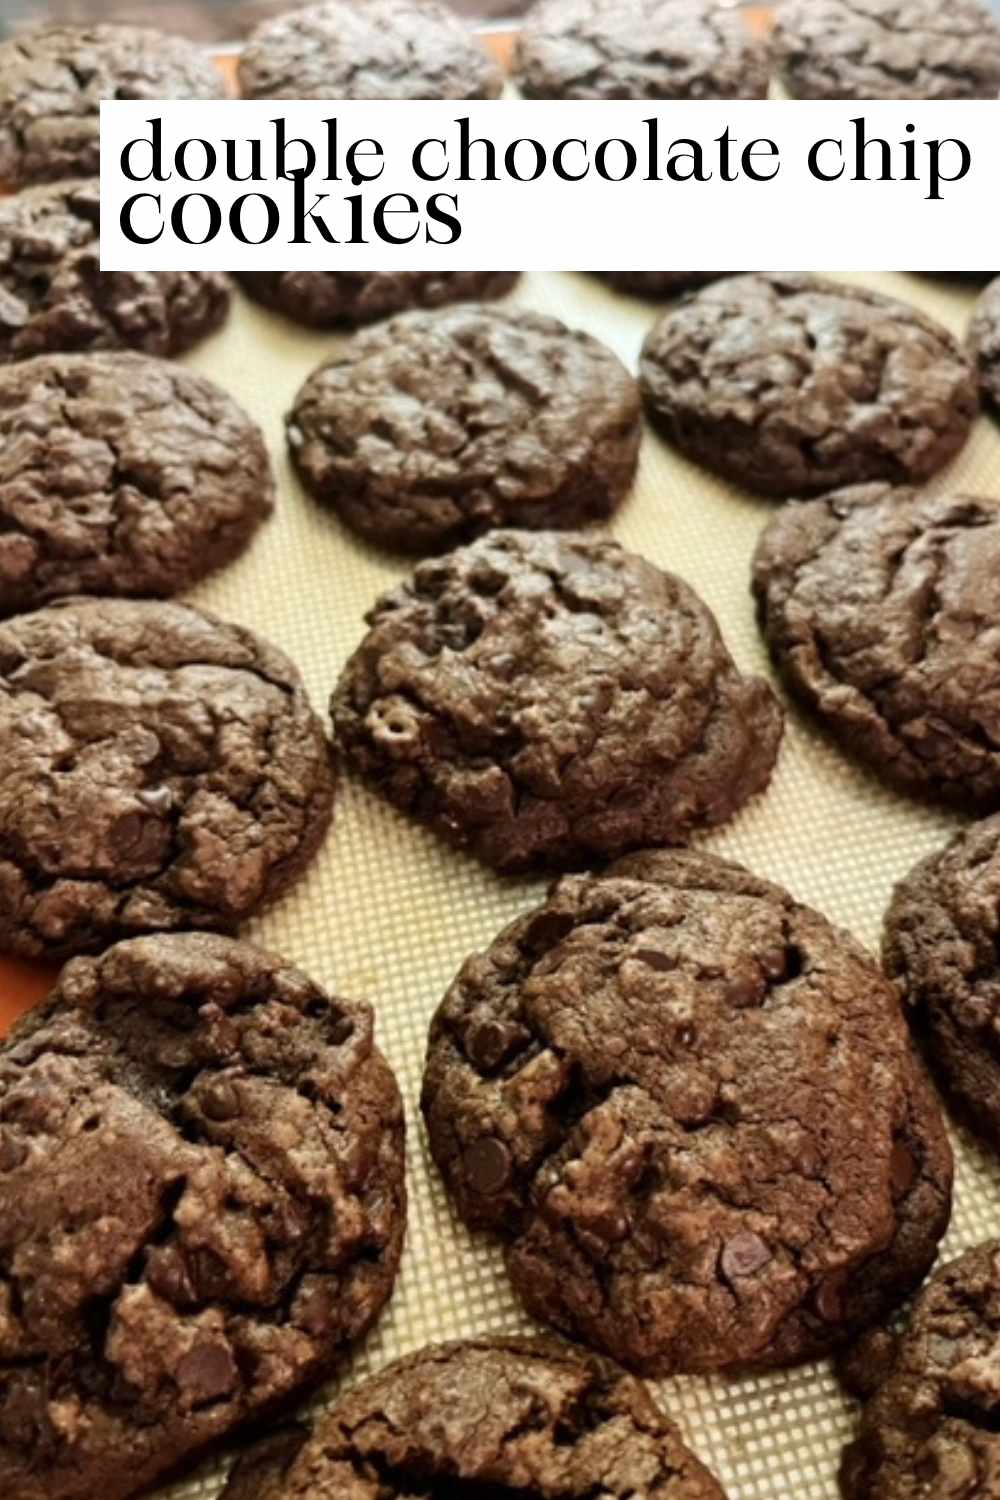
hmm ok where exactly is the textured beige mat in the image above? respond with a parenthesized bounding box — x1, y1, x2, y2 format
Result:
(152, 268, 1000, 1500)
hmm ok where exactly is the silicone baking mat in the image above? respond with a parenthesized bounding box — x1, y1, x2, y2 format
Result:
(7, 269, 1000, 1499)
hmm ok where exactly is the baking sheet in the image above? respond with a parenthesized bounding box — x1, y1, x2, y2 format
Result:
(7, 269, 999, 1500)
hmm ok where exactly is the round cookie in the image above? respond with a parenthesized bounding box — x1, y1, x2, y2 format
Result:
(331, 530, 783, 872)
(774, 0, 1000, 100)
(514, 0, 770, 99)
(421, 848, 952, 1375)
(598, 272, 727, 295)
(0, 180, 229, 362)
(0, 597, 335, 959)
(219, 1337, 728, 1500)
(287, 306, 641, 553)
(0, 932, 406, 1500)
(885, 814, 1000, 1145)
(969, 274, 1000, 410)
(236, 269, 517, 331)
(0, 353, 273, 616)
(0, 22, 225, 187)
(753, 484, 1000, 809)
(639, 273, 977, 497)
(238, 0, 503, 100)
(840, 1241, 1000, 1500)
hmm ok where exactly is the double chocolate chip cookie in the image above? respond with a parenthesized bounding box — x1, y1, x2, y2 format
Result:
(753, 484, 1000, 809)
(422, 849, 952, 1374)
(0, 353, 273, 616)
(639, 274, 977, 497)
(0, 23, 225, 187)
(969, 274, 1000, 411)
(514, 0, 770, 99)
(885, 815, 1000, 1145)
(0, 932, 406, 1500)
(840, 1240, 1000, 1500)
(288, 306, 641, 552)
(0, 597, 334, 959)
(220, 1337, 727, 1500)
(236, 270, 518, 331)
(332, 530, 783, 872)
(0, 181, 229, 362)
(774, 0, 1000, 100)
(239, 0, 503, 99)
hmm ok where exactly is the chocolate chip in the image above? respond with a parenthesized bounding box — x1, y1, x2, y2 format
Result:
(200, 1079, 240, 1122)
(720, 1231, 771, 1280)
(890, 1139, 917, 1197)
(633, 947, 676, 972)
(329, 1015, 354, 1045)
(110, 811, 147, 853)
(463, 1136, 511, 1195)
(925, 1438, 979, 1497)
(467, 1018, 513, 1069)
(815, 1271, 847, 1323)
(137, 786, 173, 815)
(723, 972, 762, 1007)
(0, 1129, 26, 1171)
(176, 1339, 238, 1404)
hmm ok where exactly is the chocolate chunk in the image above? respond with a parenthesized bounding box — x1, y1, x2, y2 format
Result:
(721, 1232, 772, 1281)
(463, 1137, 511, 1195)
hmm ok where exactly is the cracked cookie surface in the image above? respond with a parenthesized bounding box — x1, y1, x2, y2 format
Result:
(238, 0, 503, 99)
(0, 932, 406, 1500)
(968, 275, 1000, 411)
(0, 353, 273, 615)
(884, 815, 1000, 1145)
(0, 597, 335, 959)
(287, 306, 641, 553)
(422, 849, 951, 1374)
(753, 483, 1000, 808)
(639, 273, 977, 497)
(514, 0, 769, 99)
(236, 270, 518, 331)
(331, 530, 783, 872)
(840, 1240, 1000, 1499)
(219, 1336, 727, 1500)
(0, 180, 229, 362)
(0, 23, 225, 187)
(774, 0, 1000, 99)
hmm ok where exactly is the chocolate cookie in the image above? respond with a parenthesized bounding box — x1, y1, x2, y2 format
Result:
(0, 180, 229, 362)
(287, 306, 641, 553)
(238, 0, 503, 99)
(753, 483, 1000, 808)
(639, 273, 977, 497)
(840, 1241, 1000, 1500)
(0, 353, 273, 616)
(422, 849, 952, 1374)
(969, 274, 1000, 411)
(775, 0, 1000, 100)
(884, 814, 1000, 1145)
(0, 597, 335, 959)
(236, 270, 517, 331)
(598, 272, 726, 295)
(219, 1337, 727, 1500)
(514, 0, 770, 99)
(0, 932, 405, 1500)
(331, 530, 783, 872)
(0, 22, 225, 187)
